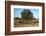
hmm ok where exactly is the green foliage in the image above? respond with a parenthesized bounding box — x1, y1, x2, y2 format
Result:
(21, 9, 33, 19)
(15, 17, 19, 19)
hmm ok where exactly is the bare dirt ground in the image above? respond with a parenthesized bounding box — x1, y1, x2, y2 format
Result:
(14, 23, 39, 27)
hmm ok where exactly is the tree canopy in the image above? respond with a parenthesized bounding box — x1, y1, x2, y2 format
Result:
(21, 9, 33, 19)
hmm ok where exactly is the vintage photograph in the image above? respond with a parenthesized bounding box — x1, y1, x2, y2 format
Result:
(5, 1, 45, 35)
(14, 8, 39, 27)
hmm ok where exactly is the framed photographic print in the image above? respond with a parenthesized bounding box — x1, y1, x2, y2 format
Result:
(5, 1, 45, 35)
